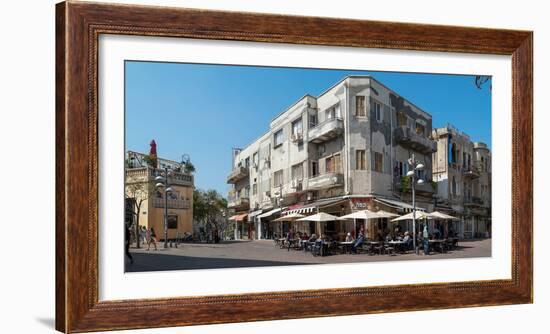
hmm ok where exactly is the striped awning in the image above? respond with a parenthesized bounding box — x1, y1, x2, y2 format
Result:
(228, 213, 248, 222)
(374, 198, 425, 213)
(257, 208, 283, 219)
(283, 197, 346, 215)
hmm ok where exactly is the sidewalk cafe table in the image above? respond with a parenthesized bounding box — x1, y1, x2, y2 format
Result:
(339, 241, 354, 254)
(429, 239, 447, 253)
(388, 240, 406, 253)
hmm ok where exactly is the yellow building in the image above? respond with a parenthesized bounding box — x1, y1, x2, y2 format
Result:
(125, 151, 194, 241)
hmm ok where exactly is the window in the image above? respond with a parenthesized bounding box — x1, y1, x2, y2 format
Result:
(355, 96, 366, 116)
(407, 117, 415, 131)
(415, 121, 425, 136)
(356, 150, 366, 170)
(309, 113, 318, 128)
(244, 157, 250, 168)
(291, 163, 303, 180)
(417, 169, 425, 180)
(334, 154, 342, 173)
(374, 152, 383, 173)
(325, 156, 333, 173)
(291, 118, 303, 136)
(253, 152, 259, 166)
(397, 111, 407, 126)
(274, 129, 284, 147)
(373, 101, 382, 122)
(398, 161, 404, 176)
(452, 176, 457, 196)
(273, 170, 283, 186)
(244, 186, 250, 198)
(167, 215, 178, 229)
(451, 143, 457, 164)
(252, 183, 257, 195)
(326, 104, 340, 120)
(311, 161, 318, 177)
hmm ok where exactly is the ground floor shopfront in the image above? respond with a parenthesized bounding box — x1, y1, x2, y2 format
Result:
(435, 205, 491, 239)
(232, 195, 437, 241)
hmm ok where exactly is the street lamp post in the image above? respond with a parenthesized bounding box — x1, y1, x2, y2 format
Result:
(407, 153, 425, 255)
(155, 167, 174, 249)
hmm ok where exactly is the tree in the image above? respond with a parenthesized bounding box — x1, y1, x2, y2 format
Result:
(125, 176, 154, 248)
(193, 189, 228, 242)
(475, 76, 492, 90)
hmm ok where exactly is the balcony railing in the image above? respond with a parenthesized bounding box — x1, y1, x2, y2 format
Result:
(462, 167, 480, 178)
(227, 196, 250, 209)
(464, 196, 484, 206)
(308, 118, 344, 143)
(125, 167, 194, 186)
(393, 126, 436, 154)
(152, 197, 190, 209)
(227, 166, 249, 184)
(307, 172, 344, 190)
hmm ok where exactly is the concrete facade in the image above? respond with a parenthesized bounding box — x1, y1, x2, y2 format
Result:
(432, 125, 492, 238)
(227, 76, 437, 240)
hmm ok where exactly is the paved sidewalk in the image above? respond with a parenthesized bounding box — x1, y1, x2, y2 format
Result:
(126, 238, 491, 272)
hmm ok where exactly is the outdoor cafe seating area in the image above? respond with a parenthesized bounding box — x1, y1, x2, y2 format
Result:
(271, 210, 461, 257)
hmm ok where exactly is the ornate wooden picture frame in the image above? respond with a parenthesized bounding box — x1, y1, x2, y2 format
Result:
(56, 1, 532, 332)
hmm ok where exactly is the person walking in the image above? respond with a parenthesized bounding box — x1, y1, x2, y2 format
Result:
(352, 227, 365, 254)
(146, 227, 158, 251)
(422, 224, 430, 255)
(125, 223, 133, 264)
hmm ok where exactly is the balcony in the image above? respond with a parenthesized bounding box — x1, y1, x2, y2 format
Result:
(462, 167, 480, 179)
(395, 176, 435, 194)
(227, 196, 250, 210)
(307, 172, 344, 190)
(227, 166, 249, 184)
(308, 118, 344, 143)
(126, 167, 194, 187)
(393, 126, 436, 154)
(152, 197, 190, 209)
(464, 196, 484, 207)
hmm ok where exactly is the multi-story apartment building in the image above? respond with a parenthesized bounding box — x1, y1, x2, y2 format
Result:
(125, 149, 194, 241)
(432, 125, 492, 238)
(227, 76, 437, 240)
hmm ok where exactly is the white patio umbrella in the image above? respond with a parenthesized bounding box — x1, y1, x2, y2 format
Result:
(297, 212, 340, 236)
(338, 210, 383, 238)
(338, 210, 383, 220)
(391, 210, 431, 222)
(375, 210, 399, 218)
(272, 212, 306, 236)
(429, 211, 459, 220)
(391, 210, 431, 235)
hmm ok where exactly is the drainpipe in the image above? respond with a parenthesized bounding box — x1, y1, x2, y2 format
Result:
(344, 81, 351, 195)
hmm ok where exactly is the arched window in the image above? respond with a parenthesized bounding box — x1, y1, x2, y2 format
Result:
(451, 143, 457, 164)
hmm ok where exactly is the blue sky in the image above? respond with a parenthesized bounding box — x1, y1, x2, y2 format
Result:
(125, 61, 491, 195)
